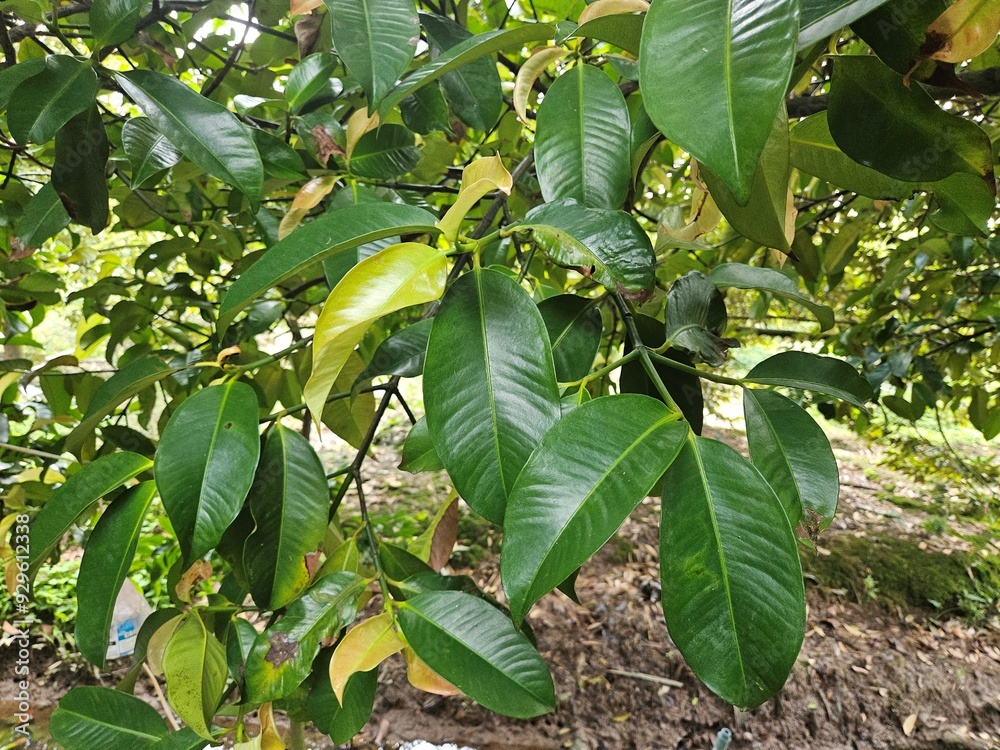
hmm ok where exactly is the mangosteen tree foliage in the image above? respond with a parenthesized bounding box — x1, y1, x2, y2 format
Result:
(1, 0, 998, 746)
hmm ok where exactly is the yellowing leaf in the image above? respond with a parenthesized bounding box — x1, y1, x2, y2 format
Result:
(660, 182, 722, 243)
(305, 242, 447, 424)
(320, 352, 375, 448)
(345, 109, 380, 165)
(146, 614, 184, 676)
(329, 612, 404, 703)
(278, 175, 337, 239)
(403, 646, 461, 696)
(290, 0, 323, 14)
(902, 713, 918, 736)
(578, 0, 649, 25)
(513, 46, 569, 122)
(437, 156, 513, 241)
(921, 0, 1000, 63)
(408, 492, 458, 571)
(259, 702, 286, 750)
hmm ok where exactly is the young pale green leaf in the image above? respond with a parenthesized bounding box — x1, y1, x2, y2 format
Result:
(398, 591, 555, 718)
(379, 24, 557, 114)
(421, 12, 503, 131)
(423, 268, 561, 524)
(321, 351, 377, 448)
(116, 70, 264, 210)
(620, 314, 704, 434)
(660, 436, 806, 709)
(399, 416, 444, 473)
(305, 242, 448, 424)
(162, 614, 228, 739)
(513, 46, 569, 122)
(349, 125, 420, 179)
(75, 481, 156, 667)
(708, 263, 835, 331)
(218, 203, 439, 333)
(122, 118, 183, 188)
(28, 451, 152, 582)
(537, 294, 603, 381)
(244, 571, 367, 703)
(828, 56, 995, 188)
(798, 0, 892, 47)
(64, 355, 175, 455)
(307, 663, 379, 743)
(502, 395, 687, 623)
(437, 156, 512, 242)
(790, 112, 915, 200)
(638, 0, 799, 202)
(243, 425, 329, 610)
(49, 686, 169, 749)
(14, 182, 70, 248)
(356, 319, 432, 385)
(118, 608, 184, 694)
(665, 271, 735, 367)
(743, 388, 839, 529)
(702, 108, 794, 253)
(8, 55, 98, 145)
(52, 103, 110, 233)
(519, 199, 656, 298)
(154, 381, 261, 565)
(325, 0, 419, 110)
(744, 351, 874, 408)
(329, 612, 405, 702)
(535, 63, 631, 209)
(285, 52, 340, 111)
(90, 0, 146, 47)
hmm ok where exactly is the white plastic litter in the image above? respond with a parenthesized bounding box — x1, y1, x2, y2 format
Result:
(106, 579, 153, 660)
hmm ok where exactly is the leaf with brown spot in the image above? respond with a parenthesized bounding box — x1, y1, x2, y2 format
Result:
(175, 560, 212, 604)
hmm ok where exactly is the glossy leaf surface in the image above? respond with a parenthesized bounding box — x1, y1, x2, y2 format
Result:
(799, 0, 891, 47)
(502, 395, 687, 623)
(538, 294, 603, 381)
(660, 437, 805, 709)
(8, 55, 98, 145)
(708, 263, 834, 331)
(91, 0, 146, 47)
(122, 117, 183, 189)
(744, 351, 874, 408)
(50, 686, 168, 749)
(423, 268, 561, 524)
(162, 614, 228, 739)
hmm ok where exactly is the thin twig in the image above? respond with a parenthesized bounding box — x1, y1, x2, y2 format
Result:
(0, 442, 65, 461)
(143, 663, 181, 731)
(607, 668, 683, 688)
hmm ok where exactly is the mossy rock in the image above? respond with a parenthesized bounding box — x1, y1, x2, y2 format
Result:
(801, 533, 999, 620)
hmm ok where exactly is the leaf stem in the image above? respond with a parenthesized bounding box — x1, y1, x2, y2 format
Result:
(645, 351, 744, 386)
(231, 335, 313, 372)
(613, 294, 682, 413)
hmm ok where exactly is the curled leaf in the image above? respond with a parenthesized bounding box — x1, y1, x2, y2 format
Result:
(513, 46, 569, 122)
(578, 0, 649, 25)
(436, 156, 512, 241)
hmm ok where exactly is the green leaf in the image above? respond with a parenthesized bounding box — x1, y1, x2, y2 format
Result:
(399, 416, 444, 473)
(519, 199, 656, 298)
(119, 608, 184, 694)
(400, 82, 453, 134)
(659, 436, 805, 709)
(931, 172, 997, 237)
(50, 686, 169, 749)
(665, 271, 736, 367)
(357, 318, 432, 384)
(162, 613, 228, 739)
(8, 55, 98, 145)
(245, 571, 367, 703)
(420, 12, 503, 131)
(218, 203, 439, 333)
(14, 182, 70, 248)
(349, 125, 420, 179)
(789, 112, 915, 199)
(285, 52, 339, 112)
(743, 388, 839, 529)
(64, 355, 175, 455)
(91, 0, 146, 47)
(851, 0, 947, 74)
(321, 352, 377, 448)
(325, 0, 420, 109)
(423, 268, 561, 524)
(502, 395, 687, 623)
(565, 12, 644, 55)
(799, 0, 892, 47)
(0, 58, 45, 112)
(122, 117, 183, 189)
(75, 481, 156, 667)
(52, 103, 110, 233)
(380, 24, 557, 115)
(307, 661, 378, 743)
(620, 315, 704, 434)
(244, 425, 330, 610)
(702, 108, 793, 253)
(28, 451, 151, 582)
(638, 0, 799, 202)
(154, 381, 261, 565)
(305, 242, 447, 423)
(116, 70, 264, 210)
(708, 263, 834, 331)
(744, 351, 874, 408)
(535, 63, 631, 209)
(150, 728, 211, 750)
(253, 129, 308, 180)
(537, 294, 603, 381)
(398, 591, 555, 718)
(828, 56, 995, 188)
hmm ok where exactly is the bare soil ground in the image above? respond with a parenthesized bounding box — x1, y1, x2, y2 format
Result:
(4, 419, 1000, 750)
